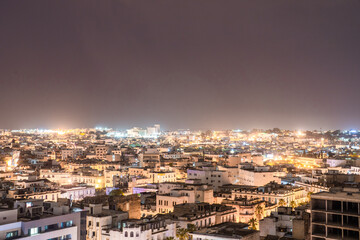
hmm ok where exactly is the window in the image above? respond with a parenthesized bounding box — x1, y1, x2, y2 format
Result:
(5, 231, 18, 239)
(96, 222, 99, 227)
(125, 231, 128, 237)
(28, 227, 40, 236)
(130, 232, 134, 237)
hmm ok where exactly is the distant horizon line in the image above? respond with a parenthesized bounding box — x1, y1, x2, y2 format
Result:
(2, 126, 359, 132)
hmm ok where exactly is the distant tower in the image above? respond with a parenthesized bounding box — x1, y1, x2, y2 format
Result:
(154, 124, 160, 133)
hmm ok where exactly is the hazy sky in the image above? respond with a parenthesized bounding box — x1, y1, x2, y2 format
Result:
(1, 0, 360, 130)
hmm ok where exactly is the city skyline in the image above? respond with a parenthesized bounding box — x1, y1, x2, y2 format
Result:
(1, 1, 360, 239)
(3, 125, 360, 132)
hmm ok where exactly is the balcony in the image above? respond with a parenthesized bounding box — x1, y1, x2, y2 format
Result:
(343, 215, 359, 229)
(343, 201, 359, 215)
(311, 199, 326, 211)
(327, 200, 342, 213)
(343, 229, 359, 240)
(327, 227, 342, 240)
(327, 213, 342, 227)
(312, 212, 326, 224)
(312, 224, 326, 237)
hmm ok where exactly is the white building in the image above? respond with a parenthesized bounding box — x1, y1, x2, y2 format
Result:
(61, 149, 83, 160)
(238, 166, 281, 186)
(259, 207, 297, 238)
(0, 199, 85, 240)
(102, 218, 175, 240)
(86, 204, 128, 240)
(187, 166, 231, 190)
(60, 185, 96, 201)
(156, 182, 213, 213)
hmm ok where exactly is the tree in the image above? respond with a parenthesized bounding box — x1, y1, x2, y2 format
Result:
(290, 200, 297, 210)
(248, 218, 257, 230)
(278, 199, 286, 206)
(109, 189, 124, 196)
(165, 237, 175, 240)
(255, 204, 264, 221)
(186, 224, 197, 240)
(272, 128, 281, 134)
(176, 228, 189, 240)
(307, 191, 313, 202)
(187, 224, 197, 232)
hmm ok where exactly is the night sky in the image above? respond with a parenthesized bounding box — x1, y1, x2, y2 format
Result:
(1, 0, 360, 130)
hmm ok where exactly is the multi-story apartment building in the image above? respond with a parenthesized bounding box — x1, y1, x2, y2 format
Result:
(86, 204, 128, 240)
(227, 153, 252, 166)
(187, 166, 231, 190)
(156, 183, 214, 213)
(311, 190, 360, 240)
(260, 206, 310, 239)
(95, 146, 110, 160)
(128, 167, 176, 184)
(60, 185, 96, 201)
(171, 203, 237, 229)
(40, 169, 72, 185)
(0, 199, 86, 240)
(225, 182, 307, 206)
(71, 173, 105, 189)
(148, 171, 176, 184)
(61, 149, 83, 160)
(101, 217, 176, 240)
(221, 197, 277, 224)
(7, 189, 62, 202)
(238, 165, 282, 186)
(190, 222, 260, 240)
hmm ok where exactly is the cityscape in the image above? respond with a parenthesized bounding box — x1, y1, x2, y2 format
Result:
(1, 0, 360, 240)
(1, 126, 360, 239)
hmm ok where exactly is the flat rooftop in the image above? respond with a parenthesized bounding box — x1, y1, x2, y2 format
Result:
(312, 190, 360, 202)
(192, 222, 258, 238)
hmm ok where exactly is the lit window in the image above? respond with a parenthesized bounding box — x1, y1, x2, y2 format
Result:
(5, 231, 18, 239)
(28, 227, 40, 236)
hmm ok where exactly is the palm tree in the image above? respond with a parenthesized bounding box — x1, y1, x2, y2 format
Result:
(255, 204, 264, 221)
(278, 199, 286, 206)
(176, 228, 189, 240)
(290, 200, 297, 210)
(187, 224, 197, 240)
(248, 217, 257, 230)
